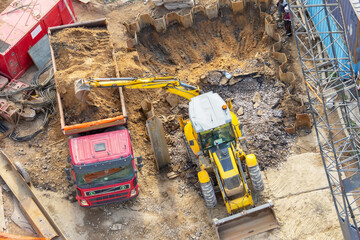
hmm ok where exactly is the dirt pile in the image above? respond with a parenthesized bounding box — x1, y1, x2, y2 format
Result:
(51, 27, 121, 125)
(136, 7, 266, 83)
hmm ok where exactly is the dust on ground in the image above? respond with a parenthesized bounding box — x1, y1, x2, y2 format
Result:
(0, 0, 343, 239)
(51, 27, 121, 125)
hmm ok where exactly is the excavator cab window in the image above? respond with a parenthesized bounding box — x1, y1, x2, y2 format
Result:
(199, 123, 235, 150)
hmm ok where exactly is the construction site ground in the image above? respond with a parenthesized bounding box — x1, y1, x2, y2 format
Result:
(0, 0, 343, 239)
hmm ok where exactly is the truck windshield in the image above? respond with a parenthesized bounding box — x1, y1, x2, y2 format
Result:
(76, 163, 134, 187)
(200, 123, 235, 149)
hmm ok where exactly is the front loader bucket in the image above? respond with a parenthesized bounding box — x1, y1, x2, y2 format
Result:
(145, 116, 171, 170)
(214, 201, 279, 240)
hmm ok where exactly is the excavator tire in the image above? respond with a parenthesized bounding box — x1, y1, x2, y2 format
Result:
(200, 181, 217, 208)
(249, 164, 264, 192)
(183, 136, 197, 165)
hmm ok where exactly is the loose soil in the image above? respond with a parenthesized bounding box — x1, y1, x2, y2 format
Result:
(51, 27, 121, 125)
(136, 6, 266, 83)
(0, 0, 13, 12)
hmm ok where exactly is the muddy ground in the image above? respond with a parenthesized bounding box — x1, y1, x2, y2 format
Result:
(0, 0, 342, 239)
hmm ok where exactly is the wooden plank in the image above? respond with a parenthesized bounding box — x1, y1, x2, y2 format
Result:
(0, 187, 5, 231)
(0, 232, 48, 240)
(0, 151, 67, 240)
(20, 197, 57, 239)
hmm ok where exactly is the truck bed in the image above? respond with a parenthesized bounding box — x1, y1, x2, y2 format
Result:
(48, 19, 127, 135)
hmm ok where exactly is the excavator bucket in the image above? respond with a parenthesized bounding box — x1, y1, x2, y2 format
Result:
(214, 201, 279, 240)
(74, 79, 90, 101)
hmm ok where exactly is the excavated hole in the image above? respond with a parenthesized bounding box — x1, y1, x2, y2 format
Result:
(134, 6, 300, 169)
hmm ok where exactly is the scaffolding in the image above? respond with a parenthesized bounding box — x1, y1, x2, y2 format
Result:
(289, 0, 360, 239)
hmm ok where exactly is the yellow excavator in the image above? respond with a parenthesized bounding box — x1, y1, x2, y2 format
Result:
(74, 76, 279, 239)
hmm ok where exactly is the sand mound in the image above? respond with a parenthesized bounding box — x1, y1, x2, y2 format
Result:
(51, 27, 121, 125)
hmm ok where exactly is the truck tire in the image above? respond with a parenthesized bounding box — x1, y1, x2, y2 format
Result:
(249, 165, 264, 192)
(14, 162, 31, 184)
(103, 125, 126, 132)
(200, 181, 217, 208)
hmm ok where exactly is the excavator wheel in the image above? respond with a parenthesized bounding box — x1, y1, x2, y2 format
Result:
(183, 136, 197, 165)
(200, 181, 217, 208)
(249, 164, 264, 192)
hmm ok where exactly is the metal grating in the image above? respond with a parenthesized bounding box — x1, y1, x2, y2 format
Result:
(289, 0, 360, 238)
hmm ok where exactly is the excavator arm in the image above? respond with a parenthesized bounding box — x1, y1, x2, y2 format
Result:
(74, 76, 201, 101)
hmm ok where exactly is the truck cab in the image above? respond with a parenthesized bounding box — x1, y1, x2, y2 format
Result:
(67, 127, 140, 207)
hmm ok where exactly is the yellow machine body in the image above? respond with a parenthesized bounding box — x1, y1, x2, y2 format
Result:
(181, 92, 258, 214)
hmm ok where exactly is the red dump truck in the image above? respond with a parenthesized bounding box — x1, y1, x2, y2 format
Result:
(48, 19, 142, 207)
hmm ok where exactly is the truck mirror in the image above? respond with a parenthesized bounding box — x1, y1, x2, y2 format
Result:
(67, 156, 72, 163)
(137, 156, 143, 170)
(189, 140, 194, 146)
(64, 168, 71, 181)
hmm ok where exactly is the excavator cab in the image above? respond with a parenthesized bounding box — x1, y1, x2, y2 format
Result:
(199, 123, 235, 151)
(182, 91, 279, 239)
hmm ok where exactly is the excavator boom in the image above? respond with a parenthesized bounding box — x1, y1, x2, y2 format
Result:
(74, 76, 201, 101)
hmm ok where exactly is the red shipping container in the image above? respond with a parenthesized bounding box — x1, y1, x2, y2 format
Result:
(0, 0, 76, 79)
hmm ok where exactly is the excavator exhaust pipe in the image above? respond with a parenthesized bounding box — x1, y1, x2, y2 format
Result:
(74, 79, 90, 101)
(214, 201, 279, 240)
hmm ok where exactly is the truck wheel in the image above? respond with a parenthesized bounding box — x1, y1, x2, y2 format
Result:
(249, 164, 264, 192)
(14, 162, 31, 184)
(103, 125, 126, 132)
(200, 181, 217, 208)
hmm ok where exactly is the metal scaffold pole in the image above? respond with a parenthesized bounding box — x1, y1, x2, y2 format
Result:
(289, 0, 360, 239)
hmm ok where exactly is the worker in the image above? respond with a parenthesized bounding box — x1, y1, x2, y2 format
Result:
(205, 132, 221, 148)
(277, 0, 287, 20)
(284, 6, 292, 37)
